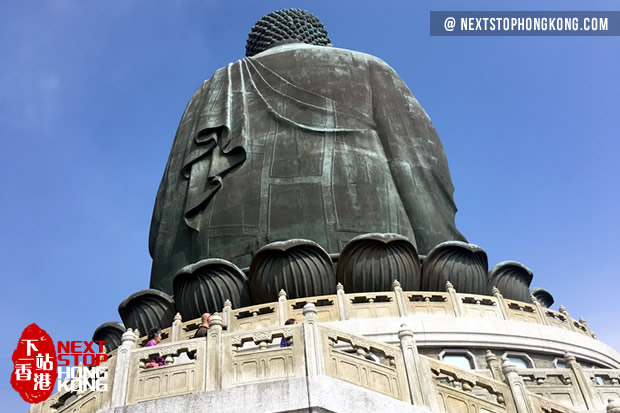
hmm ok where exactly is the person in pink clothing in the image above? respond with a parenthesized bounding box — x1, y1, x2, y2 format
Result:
(144, 327, 166, 368)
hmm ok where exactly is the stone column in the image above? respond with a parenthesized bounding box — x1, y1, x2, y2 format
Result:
(502, 358, 535, 413)
(398, 324, 441, 411)
(278, 289, 288, 325)
(205, 314, 223, 391)
(492, 287, 509, 320)
(171, 312, 182, 342)
(110, 328, 137, 407)
(222, 299, 232, 330)
(486, 350, 504, 381)
(529, 294, 548, 326)
(446, 281, 462, 317)
(393, 280, 407, 317)
(336, 283, 348, 321)
(565, 351, 599, 409)
(303, 302, 324, 376)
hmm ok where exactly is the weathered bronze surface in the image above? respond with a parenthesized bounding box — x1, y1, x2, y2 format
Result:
(337, 233, 421, 293)
(149, 10, 466, 294)
(118, 289, 177, 335)
(173, 258, 251, 318)
(92, 322, 126, 352)
(488, 261, 533, 302)
(249, 239, 335, 304)
(421, 241, 488, 295)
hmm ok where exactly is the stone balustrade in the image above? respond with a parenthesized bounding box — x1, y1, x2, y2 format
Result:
(31, 305, 620, 413)
(30, 284, 613, 413)
(585, 368, 620, 407)
(133, 281, 597, 348)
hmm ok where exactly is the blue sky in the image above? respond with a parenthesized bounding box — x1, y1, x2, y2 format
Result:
(1, 1, 619, 410)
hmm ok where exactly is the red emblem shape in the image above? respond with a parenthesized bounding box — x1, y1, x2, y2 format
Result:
(11, 323, 58, 404)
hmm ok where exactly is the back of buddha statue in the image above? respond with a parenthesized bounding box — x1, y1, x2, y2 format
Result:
(149, 9, 465, 294)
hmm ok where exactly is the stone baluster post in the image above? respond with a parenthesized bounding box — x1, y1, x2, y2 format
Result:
(446, 281, 462, 317)
(492, 287, 510, 320)
(110, 328, 137, 407)
(559, 305, 577, 332)
(398, 324, 441, 411)
(205, 314, 223, 391)
(336, 283, 348, 321)
(486, 350, 504, 381)
(393, 280, 407, 317)
(529, 294, 548, 326)
(222, 299, 232, 331)
(303, 302, 324, 376)
(278, 289, 288, 325)
(608, 399, 620, 413)
(565, 352, 599, 409)
(579, 317, 597, 338)
(502, 358, 536, 413)
(171, 312, 182, 342)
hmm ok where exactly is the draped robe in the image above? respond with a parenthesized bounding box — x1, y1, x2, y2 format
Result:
(149, 43, 466, 293)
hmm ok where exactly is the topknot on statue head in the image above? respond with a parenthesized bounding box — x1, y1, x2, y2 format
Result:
(245, 9, 332, 57)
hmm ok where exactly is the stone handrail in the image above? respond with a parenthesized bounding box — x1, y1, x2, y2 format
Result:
(425, 356, 513, 412)
(29, 304, 614, 413)
(518, 367, 586, 409)
(319, 324, 410, 402)
(529, 392, 582, 413)
(130, 281, 596, 350)
(584, 368, 620, 407)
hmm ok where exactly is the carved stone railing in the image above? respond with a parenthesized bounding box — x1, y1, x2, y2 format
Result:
(127, 282, 598, 348)
(504, 298, 544, 324)
(30, 305, 618, 413)
(221, 324, 306, 388)
(228, 301, 279, 331)
(126, 337, 206, 404)
(459, 293, 504, 319)
(33, 350, 115, 413)
(320, 325, 410, 402)
(585, 368, 620, 407)
(529, 392, 582, 413)
(404, 291, 454, 316)
(345, 291, 400, 319)
(286, 293, 340, 322)
(425, 356, 514, 413)
(544, 308, 574, 331)
(519, 368, 586, 409)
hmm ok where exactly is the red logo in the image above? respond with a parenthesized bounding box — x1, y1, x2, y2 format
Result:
(11, 323, 58, 404)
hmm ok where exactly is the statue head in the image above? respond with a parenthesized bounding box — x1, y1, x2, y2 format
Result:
(245, 9, 331, 57)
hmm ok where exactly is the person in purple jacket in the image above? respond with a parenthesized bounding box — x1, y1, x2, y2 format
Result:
(145, 327, 166, 368)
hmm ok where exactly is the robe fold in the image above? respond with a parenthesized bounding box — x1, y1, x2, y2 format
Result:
(149, 43, 465, 294)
